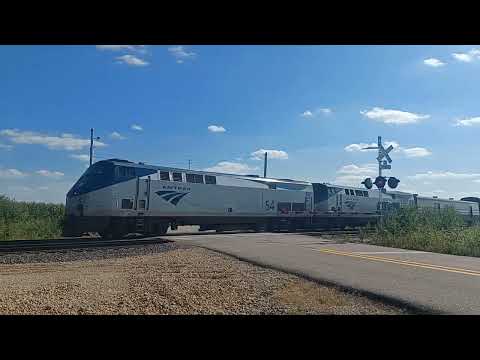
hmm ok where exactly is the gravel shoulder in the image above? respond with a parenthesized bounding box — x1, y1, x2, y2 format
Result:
(0, 243, 409, 315)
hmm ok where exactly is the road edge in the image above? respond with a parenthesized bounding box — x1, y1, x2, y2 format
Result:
(188, 244, 444, 315)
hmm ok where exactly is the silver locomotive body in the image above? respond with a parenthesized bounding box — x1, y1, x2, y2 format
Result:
(64, 159, 480, 238)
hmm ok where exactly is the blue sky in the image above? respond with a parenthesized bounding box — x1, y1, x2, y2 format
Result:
(2, 45, 480, 203)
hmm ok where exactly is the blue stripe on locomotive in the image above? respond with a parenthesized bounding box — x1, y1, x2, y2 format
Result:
(67, 161, 156, 197)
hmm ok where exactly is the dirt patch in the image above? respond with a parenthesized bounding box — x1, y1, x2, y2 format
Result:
(0, 246, 408, 314)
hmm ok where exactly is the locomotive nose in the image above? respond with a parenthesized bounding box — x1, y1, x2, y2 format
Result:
(66, 195, 85, 216)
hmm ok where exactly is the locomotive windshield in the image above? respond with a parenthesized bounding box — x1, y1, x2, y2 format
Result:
(67, 161, 115, 197)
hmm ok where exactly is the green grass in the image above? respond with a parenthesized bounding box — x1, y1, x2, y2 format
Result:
(361, 207, 480, 257)
(0, 195, 65, 241)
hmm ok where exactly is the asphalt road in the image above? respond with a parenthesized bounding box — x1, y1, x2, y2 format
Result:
(165, 232, 480, 314)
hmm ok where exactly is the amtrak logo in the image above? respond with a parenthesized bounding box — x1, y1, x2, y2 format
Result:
(155, 190, 190, 206)
(344, 200, 357, 210)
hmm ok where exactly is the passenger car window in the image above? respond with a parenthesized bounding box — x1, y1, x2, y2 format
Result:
(118, 166, 127, 177)
(160, 171, 170, 181)
(172, 172, 183, 182)
(186, 173, 195, 183)
(205, 175, 216, 184)
(138, 200, 146, 209)
(355, 190, 363, 196)
(194, 174, 204, 183)
(292, 203, 306, 212)
(345, 189, 349, 195)
(121, 199, 133, 209)
(363, 191, 369, 197)
(350, 190, 355, 195)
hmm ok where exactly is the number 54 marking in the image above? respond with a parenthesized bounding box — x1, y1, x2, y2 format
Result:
(265, 200, 275, 211)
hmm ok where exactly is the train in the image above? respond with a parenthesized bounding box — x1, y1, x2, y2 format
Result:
(63, 158, 480, 238)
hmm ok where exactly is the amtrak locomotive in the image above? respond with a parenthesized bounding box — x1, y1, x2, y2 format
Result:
(63, 159, 480, 238)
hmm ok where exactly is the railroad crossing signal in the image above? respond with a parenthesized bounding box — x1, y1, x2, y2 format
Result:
(362, 176, 399, 190)
(362, 177, 373, 189)
(388, 177, 400, 189)
(377, 144, 393, 164)
(361, 136, 400, 191)
(374, 176, 386, 189)
(380, 160, 391, 170)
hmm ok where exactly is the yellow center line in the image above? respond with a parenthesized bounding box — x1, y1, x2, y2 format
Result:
(323, 249, 480, 274)
(315, 248, 480, 277)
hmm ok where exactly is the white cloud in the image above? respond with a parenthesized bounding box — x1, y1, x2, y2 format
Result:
(203, 161, 259, 175)
(131, 124, 143, 131)
(116, 55, 149, 67)
(96, 45, 145, 52)
(470, 49, 480, 56)
(300, 108, 332, 118)
(344, 142, 378, 152)
(110, 131, 126, 140)
(345, 140, 431, 158)
(0, 129, 106, 151)
(451, 48, 480, 63)
(168, 46, 196, 63)
(452, 53, 473, 62)
(360, 107, 430, 125)
(0, 143, 13, 150)
(451, 49, 480, 63)
(2, 181, 74, 204)
(423, 58, 445, 67)
(453, 117, 480, 127)
(301, 110, 313, 118)
(337, 163, 377, 175)
(70, 154, 90, 162)
(408, 171, 480, 180)
(334, 163, 377, 186)
(251, 149, 288, 160)
(383, 141, 401, 149)
(402, 147, 432, 158)
(36, 170, 64, 178)
(208, 125, 226, 133)
(6, 185, 33, 192)
(0, 168, 27, 179)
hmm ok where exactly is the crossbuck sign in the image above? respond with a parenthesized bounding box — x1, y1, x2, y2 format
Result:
(377, 143, 394, 163)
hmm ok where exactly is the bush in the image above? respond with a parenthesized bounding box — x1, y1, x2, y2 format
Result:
(367, 207, 480, 257)
(0, 195, 65, 241)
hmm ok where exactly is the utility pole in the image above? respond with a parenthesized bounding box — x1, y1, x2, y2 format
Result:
(188, 160, 191, 170)
(89, 128, 94, 167)
(377, 136, 383, 215)
(263, 152, 267, 178)
(89, 128, 101, 167)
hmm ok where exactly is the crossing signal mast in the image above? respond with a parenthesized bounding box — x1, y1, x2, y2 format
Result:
(361, 136, 401, 217)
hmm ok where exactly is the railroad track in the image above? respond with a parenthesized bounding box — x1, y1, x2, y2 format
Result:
(0, 236, 172, 253)
(0, 228, 374, 253)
